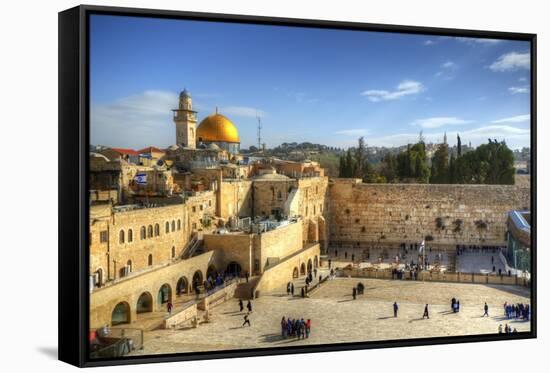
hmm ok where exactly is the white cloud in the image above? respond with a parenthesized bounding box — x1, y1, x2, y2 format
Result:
(220, 106, 266, 118)
(424, 39, 435, 46)
(489, 52, 530, 72)
(411, 117, 471, 129)
(492, 114, 530, 123)
(455, 37, 503, 45)
(91, 90, 178, 149)
(441, 61, 457, 69)
(334, 129, 369, 136)
(361, 80, 425, 102)
(508, 86, 529, 94)
(518, 77, 528, 82)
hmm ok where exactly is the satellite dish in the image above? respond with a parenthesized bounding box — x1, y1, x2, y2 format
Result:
(157, 159, 164, 166)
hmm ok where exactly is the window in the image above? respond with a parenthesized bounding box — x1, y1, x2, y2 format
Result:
(148, 254, 153, 266)
(192, 206, 196, 213)
(305, 206, 308, 216)
(147, 225, 153, 238)
(313, 205, 316, 215)
(154, 224, 160, 236)
(192, 223, 197, 229)
(165, 222, 170, 233)
(200, 205, 203, 211)
(140, 226, 146, 240)
(126, 260, 132, 273)
(171, 220, 175, 232)
(208, 200, 212, 206)
(177, 219, 181, 230)
(277, 190, 282, 200)
(100, 231, 108, 243)
(128, 229, 133, 243)
(320, 204, 323, 213)
(316, 186, 319, 194)
(119, 230, 125, 244)
(171, 246, 176, 258)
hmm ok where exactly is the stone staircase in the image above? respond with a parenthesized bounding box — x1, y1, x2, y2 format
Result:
(234, 277, 260, 300)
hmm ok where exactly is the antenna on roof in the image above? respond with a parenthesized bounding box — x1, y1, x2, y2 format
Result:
(257, 113, 262, 152)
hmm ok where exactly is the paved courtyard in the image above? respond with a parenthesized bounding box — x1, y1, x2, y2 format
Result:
(130, 278, 531, 356)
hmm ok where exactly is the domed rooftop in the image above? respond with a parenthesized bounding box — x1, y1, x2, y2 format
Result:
(197, 113, 240, 144)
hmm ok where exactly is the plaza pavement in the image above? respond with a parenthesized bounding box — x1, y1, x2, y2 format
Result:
(129, 278, 530, 356)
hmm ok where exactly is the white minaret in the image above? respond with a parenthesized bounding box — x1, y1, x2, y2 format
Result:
(172, 89, 197, 148)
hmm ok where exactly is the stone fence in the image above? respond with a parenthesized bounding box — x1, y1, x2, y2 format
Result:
(340, 267, 530, 287)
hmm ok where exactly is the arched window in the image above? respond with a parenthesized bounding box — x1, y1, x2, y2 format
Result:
(165, 221, 170, 233)
(127, 229, 133, 243)
(126, 260, 132, 273)
(119, 230, 125, 244)
(147, 225, 153, 238)
(171, 246, 176, 258)
(171, 220, 175, 232)
(148, 254, 153, 266)
(277, 190, 282, 199)
(177, 219, 181, 230)
(140, 226, 146, 240)
(154, 224, 160, 236)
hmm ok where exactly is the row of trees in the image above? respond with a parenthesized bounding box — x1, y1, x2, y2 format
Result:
(338, 135, 516, 185)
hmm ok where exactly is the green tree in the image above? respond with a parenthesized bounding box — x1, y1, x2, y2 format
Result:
(431, 143, 450, 183)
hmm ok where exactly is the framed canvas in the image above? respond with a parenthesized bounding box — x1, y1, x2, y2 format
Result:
(58, 4, 537, 367)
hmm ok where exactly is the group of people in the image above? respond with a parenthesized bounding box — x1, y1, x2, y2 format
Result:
(455, 244, 503, 256)
(504, 302, 530, 320)
(281, 316, 311, 339)
(498, 324, 518, 334)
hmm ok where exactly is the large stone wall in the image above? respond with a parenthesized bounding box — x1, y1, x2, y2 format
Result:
(329, 180, 530, 247)
(203, 233, 254, 275)
(218, 179, 253, 219)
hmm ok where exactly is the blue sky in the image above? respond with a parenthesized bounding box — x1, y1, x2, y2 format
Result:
(90, 14, 531, 150)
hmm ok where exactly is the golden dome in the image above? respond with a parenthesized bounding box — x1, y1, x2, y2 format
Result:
(196, 113, 240, 143)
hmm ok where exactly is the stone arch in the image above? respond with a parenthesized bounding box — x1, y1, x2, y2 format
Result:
(300, 263, 306, 276)
(314, 255, 319, 269)
(95, 267, 104, 287)
(136, 292, 153, 314)
(206, 265, 217, 280)
(111, 301, 131, 326)
(293, 267, 299, 279)
(148, 254, 153, 266)
(176, 276, 189, 295)
(227, 261, 242, 276)
(192, 270, 203, 291)
(157, 283, 172, 306)
(307, 258, 313, 274)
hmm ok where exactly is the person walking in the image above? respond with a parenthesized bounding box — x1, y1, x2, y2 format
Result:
(498, 324, 503, 334)
(423, 304, 430, 319)
(281, 317, 287, 338)
(247, 300, 252, 313)
(167, 301, 173, 314)
(286, 282, 291, 295)
(301, 287, 305, 298)
(245, 271, 249, 283)
(242, 313, 251, 327)
(483, 302, 489, 317)
(393, 302, 399, 318)
(352, 287, 357, 300)
(306, 319, 311, 338)
(239, 299, 244, 312)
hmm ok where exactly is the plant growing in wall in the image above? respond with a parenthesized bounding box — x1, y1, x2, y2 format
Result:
(452, 219, 464, 233)
(425, 235, 434, 241)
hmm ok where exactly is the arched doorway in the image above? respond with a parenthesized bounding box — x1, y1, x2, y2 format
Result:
(176, 277, 189, 295)
(227, 262, 242, 277)
(293, 267, 299, 279)
(314, 255, 319, 268)
(157, 284, 172, 306)
(136, 292, 153, 314)
(300, 263, 306, 276)
(307, 258, 313, 274)
(206, 265, 217, 281)
(111, 302, 130, 326)
(192, 270, 203, 292)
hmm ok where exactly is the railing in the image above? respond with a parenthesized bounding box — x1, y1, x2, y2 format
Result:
(89, 327, 143, 359)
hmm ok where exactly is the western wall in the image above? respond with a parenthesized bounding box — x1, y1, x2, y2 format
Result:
(329, 179, 531, 247)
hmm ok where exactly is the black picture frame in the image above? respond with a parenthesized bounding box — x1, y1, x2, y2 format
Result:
(59, 4, 537, 368)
